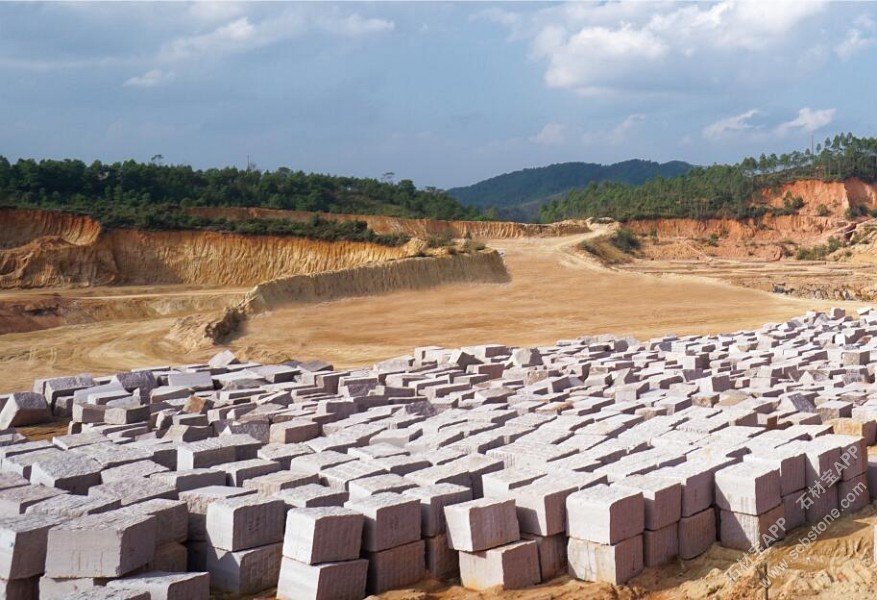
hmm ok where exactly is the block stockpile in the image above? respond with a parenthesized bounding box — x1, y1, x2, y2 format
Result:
(0, 307, 876, 599)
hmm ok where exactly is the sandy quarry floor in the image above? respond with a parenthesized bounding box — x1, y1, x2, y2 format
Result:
(232, 232, 844, 369)
(0, 231, 846, 393)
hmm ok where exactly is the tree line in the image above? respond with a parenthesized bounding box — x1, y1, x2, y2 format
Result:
(0, 156, 483, 223)
(540, 133, 877, 223)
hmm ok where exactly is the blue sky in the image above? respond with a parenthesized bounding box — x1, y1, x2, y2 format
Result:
(2, 1, 877, 188)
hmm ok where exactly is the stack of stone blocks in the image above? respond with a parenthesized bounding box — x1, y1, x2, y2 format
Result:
(0, 308, 873, 597)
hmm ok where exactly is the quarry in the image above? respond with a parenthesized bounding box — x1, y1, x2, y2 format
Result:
(5, 178, 877, 600)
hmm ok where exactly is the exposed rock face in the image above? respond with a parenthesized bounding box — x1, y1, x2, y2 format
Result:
(0, 208, 415, 288)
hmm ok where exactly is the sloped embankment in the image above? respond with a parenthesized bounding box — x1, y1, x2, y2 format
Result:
(0, 208, 416, 288)
(187, 206, 589, 238)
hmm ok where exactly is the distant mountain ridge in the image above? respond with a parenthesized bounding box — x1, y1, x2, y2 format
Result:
(447, 159, 695, 222)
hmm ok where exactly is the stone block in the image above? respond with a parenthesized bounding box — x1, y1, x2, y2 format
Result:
(206, 542, 282, 595)
(403, 483, 472, 537)
(176, 439, 236, 470)
(444, 497, 520, 552)
(101, 460, 169, 483)
(215, 458, 280, 487)
(283, 507, 363, 564)
(149, 469, 226, 493)
(88, 478, 176, 506)
(678, 508, 715, 560)
(0, 393, 50, 429)
(744, 450, 806, 497)
(106, 572, 210, 600)
(839, 473, 869, 514)
(424, 533, 459, 581)
(276, 557, 368, 600)
(566, 484, 644, 545)
(522, 532, 567, 581)
(30, 453, 102, 495)
(205, 495, 286, 551)
(45, 511, 157, 577)
(513, 479, 578, 536)
(643, 523, 678, 567)
(364, 539, 426, 594)
(273, 484, 349, 509)
(119, 499, 188, 546)
(320, 460, 388, 490)
(567, 535, 643, 585)
(146, 542, 188, 572)
(347, 473, 417, 499)
(714, 463, 781, 516)
(39, 577, 108, 600)
(0, 484, 67, 516)
(243, 470, 319, 495)
(0, 514, 60, 579)
(613, 474, 681, 531)
(806, 484, 838, 523)
(345, 493, 421, 552)
(178, 486, 255, 541)
(270, 420, 321, 443)
(651, 464, 717, 517)
(719, 505, 786, 551)
(25, 494, 120, 518)
(782, 491, 806, 531)
(459, 539, 541, 590)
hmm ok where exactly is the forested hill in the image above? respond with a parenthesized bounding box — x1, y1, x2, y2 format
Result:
(447, 159, 694, 221)
(0, 157, 483, 227)
(539, 133, 877, 223)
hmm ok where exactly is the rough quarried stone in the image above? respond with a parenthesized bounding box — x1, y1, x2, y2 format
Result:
(30, 453, 102, 495)
(176, 439, 236, 470)
(614, 474, 682, 531)
(643, 523, 678, 567)
(719, 505, 786, 551)
(403, 483, 473, 537)
(566, 485, 644, 545)
(45, 511, 157, 577)
(242, 470, 319, 495)
(345, 493, 421, 552)
(273, 484, 349, 509)
(106, 571, 210, 600)
(0, 393, 50, 429)
(205, 542, 282, 595)
(149, 469, 226, 493)
(444, 497, 520, 552)
(177, 486, 255, 541)
(88, 478, 176, 506)
(283, 507, 364, 564)
(39, 576, 108, 600)
(678, 508, 715, 560)
(364, 539, 426, 593)
(424, 533, 459, 580)
(0, 514, 61, 579)
(714, 463, 782, 516)
(25, 494, 120, 518)
(205, 496, 286, 551)
(522, 532, 567, 581)
(0, 484, 67, 516)
(276, 557, 368, 600)
(513, 479, 578, 536)
(567, 535, 643, 585)
(458, 539, 540, 590)
(119, 499, 188, 546)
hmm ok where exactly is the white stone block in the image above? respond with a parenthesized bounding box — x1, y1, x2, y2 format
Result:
(459, 539, 540, 590)
(566, 484, 643, 545)
(283, 507, 363, 564)
(276, 556, 367, 600)
(444, 497, 520, 552)
(567, 535, 643, 585)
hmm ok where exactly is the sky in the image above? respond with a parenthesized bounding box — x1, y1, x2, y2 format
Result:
(2, 1, 877, 189)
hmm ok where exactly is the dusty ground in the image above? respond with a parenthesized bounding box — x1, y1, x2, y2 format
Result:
(231, 232, 843, 369)
(0, 231, 845, 393)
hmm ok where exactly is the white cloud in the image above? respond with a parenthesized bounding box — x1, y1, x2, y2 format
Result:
(774, 107, 836, 136)
(123, 68, 175, 88)
(530, 122, 566, 145)
(835, 15, 877, 59)
(702, 109, 760, 140)
(494, 1, 831, 96)
(320, 13, 395, 37)
(582, 113, 646, 146)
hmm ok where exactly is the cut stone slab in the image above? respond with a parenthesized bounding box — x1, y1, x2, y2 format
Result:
(458, 539, 541, 590)
(345, 493, 421, 552)
(283, 507, 364, 564)
(614, 474, 682, 531)
(678, 507, 716, 560)
(719, 505, 786, 551)
(643, 523, 678, 567)
(242, 470, 319, 495)
(424, 533, 459, 581)
(714, 463, 782, 516)
(566, 484, 644, 545)
(0, 514, 62, 579)
(205, 542, 282, 595)
(568, 535, 643, 585)
(0, 484, 67, 516)
(273, 484, 349, 509)
(364, 539, 426, 594)
(106, 571, 210, 600)
(276, 557, 368, 600)
(522, 532, 567, 582)
(25, 494, 120, 518)
(444, 497, 520, 552)
(403, 483, 473, 537)
(29, 453, 102, 495)
(45, 511, 157, 577)
(205, 495, 286, 551)
(0, 393, 50, 429)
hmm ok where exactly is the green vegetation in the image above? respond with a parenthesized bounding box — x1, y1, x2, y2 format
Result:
(424, 230, 455, 248)
(447, 160, 694, 221)
(541, 133, 877, 223)
(0, 156, 483, 228)
(609, 227, 641, 253)
(796, 236, 845, 260)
